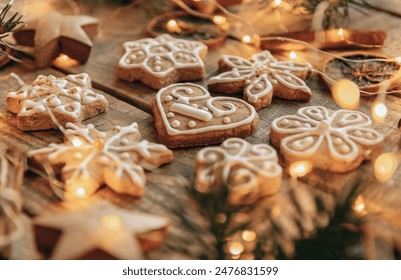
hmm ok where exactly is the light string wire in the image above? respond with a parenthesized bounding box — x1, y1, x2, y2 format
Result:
(0, 143, 25, 247)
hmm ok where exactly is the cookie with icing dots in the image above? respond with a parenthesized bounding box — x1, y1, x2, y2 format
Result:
(7, 73, 108, 131)
(270, 106, 384, 173)
(208, 50, 313, 111)
(196, 138, 282, 205)
(116, 34, 207, 89)
(28, 122, 173, 198)
(152, 83, 259, 148)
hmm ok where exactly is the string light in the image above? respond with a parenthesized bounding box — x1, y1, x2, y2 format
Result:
(166, 19, 180, 32)
(353, 195, 367, 216)
(372, 102, 388, 123)
(242, 230, 256, 242)
(338, 28, 344, 36)
(101, 215, 122, 232)
(213, 15, 226, 25)
(289, 161, 312, 178)
(72, 137, 83, 147)
(73, 187, 87, 198)
(274, 0, 282, 7)
(229, 241, 244, 255)
(289, 50, 297, 60)
(242, 35, 251, 44)
(331, 79, 360, 109)
(374, 153, 398, 183)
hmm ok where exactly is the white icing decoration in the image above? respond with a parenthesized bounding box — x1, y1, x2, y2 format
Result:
(7, 73, 107, 122)
(164, 95, 173, 102)
(223, 117, 231, 124)
(28, 122, 172, 196)
(196, 138, 282, 205)
(271, 106, 384, 163)
(167, 112, 174, 118)
(188, 121, 196, 128)
(208, 50, 312, 106)
(118, 34, 207, 78)
(155, 83, 256, 136)
(171, 120, 180, 128)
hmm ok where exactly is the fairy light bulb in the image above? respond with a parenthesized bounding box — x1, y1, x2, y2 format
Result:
(242, 230, 256, 242)
(101, 215, 122, 232)
(396, 57, 401, 63)
(289, 161, 312, 178)
(213, 15, 226, 25)
(229, 242, 244, 255)
(372, 102, 387, 123)
(73, 186, 87, 198)
(289, 51, 297, 60)
(274, 0, 282, 7)
(242, 35, 251, 44)
(166, 20, 179, 32)
(374, 153, 398, 183)
(338, 28, 344, 36)
(332, 79, 360, 109)
(353, 195, 367, 216)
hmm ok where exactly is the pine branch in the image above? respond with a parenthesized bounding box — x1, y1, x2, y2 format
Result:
(0, 1, 24, 61)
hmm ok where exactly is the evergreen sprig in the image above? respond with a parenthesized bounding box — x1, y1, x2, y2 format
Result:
(0, 1, 24, 61)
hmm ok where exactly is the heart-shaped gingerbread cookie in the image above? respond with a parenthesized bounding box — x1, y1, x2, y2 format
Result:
(152, 83, 259, 148)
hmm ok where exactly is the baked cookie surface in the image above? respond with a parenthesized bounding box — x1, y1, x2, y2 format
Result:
(270, 106, 384, 173)
(7, 73, 108, 131)
(152, 83, 259, 148)
(117, 34, 207, 89)
(208, 50, 312, 111)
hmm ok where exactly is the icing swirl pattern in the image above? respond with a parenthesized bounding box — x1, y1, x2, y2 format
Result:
(196, 138, 282, 205)
(28, 122, 173, 197)
(271, 106, 384, 163)
(118, 34, 207, 78)
(208, 51, 312, 109)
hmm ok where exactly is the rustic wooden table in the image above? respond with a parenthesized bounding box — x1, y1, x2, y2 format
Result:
(1, 3, 401, 260)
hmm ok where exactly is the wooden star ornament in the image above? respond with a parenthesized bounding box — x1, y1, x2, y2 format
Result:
(34, 200, 169, 259)
(13, 11, 98, 68)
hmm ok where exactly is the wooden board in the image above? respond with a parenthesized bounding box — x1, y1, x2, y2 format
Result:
(1, 4, 401, 260)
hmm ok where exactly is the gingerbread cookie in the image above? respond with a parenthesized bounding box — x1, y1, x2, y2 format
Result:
(34, 200, 168, 259)
(208, 51, 312, 111)
(13, 11, 98, 68)
(28, 122, 173, 197)
(270, 106, 384, 173)
(7, 73, 108, 131)
(116, 34, 207, 89)
(152, 83, 259, 148)
(196, 138, 282, 205)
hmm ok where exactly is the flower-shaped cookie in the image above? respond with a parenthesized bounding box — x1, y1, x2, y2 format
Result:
(208, 51, 312, 111)
(116, 34, 207, 89)
(196, 138, 282, 205)
(270, 106, 384, 173)
(7, 73, 108, 131)
(28, 122, 173, 197)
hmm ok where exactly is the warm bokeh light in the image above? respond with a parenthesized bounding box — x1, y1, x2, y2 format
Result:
(53, 54, 79, 68)
(289, 50, 297, 60)
(289, 161, 312, 178)
(396, 57, 401, 63)
(274, 0, 282, 7)
(229, 242, 244, 255)
(372, 102, 387, 123)
(374, 153, 398, 183)
(73, 187, 87, 198)
(213, 15, 226, 25)
(353, 195, 367, 216)
(101, 215, 122, 232)
(338, 28, 344, 36)
(332, 79, 360, 109)
(242, 230, 256, 242)
(166, 20, 180, 32)
(242, 35, 251, 44)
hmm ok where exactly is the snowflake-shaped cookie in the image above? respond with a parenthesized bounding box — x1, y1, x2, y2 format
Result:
(196, 138, 282, 205)
(116, 34, 207, 89)
(208, 51, 313, 111)
(270, 106, 384, 173)
(7, 73, 108, 131)
(28, 122, 173, 197)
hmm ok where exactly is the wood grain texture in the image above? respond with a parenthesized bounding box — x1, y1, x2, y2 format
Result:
(1, 4, 401, 259)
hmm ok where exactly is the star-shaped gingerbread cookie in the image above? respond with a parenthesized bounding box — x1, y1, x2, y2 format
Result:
(34, 200, 168, 259)
(13, 11, 98, 68)
(7, 73, 108, 131)
(28, 122, 173, 197)
(116, 34, 207, 89)
(208, 51, 313, 111)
